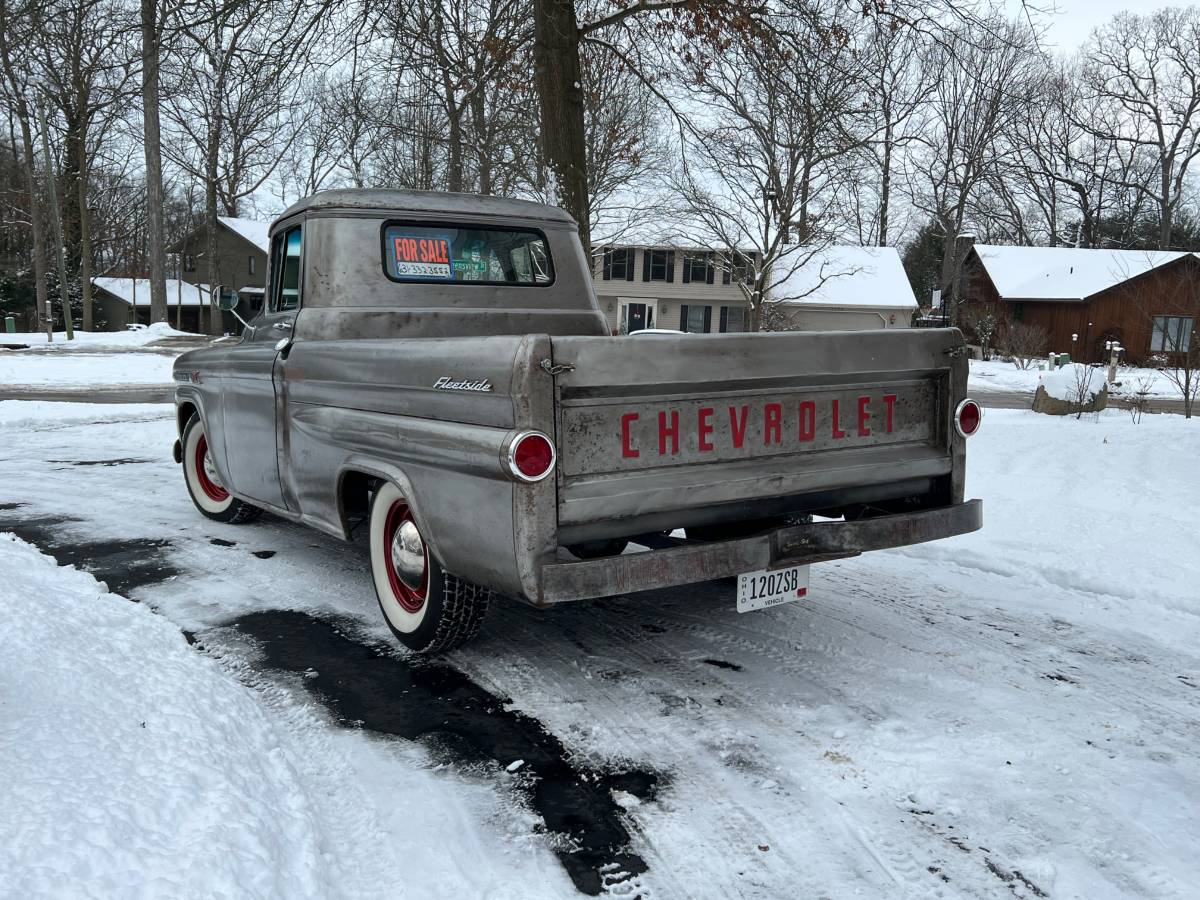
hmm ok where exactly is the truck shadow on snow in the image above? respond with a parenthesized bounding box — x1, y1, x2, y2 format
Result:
(0, 509, 660, 897)
(214, 609, 661, 897)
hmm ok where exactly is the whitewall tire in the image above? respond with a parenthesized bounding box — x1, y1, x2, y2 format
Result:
(181, 414, 262, 524)
(368, 482, 491, 653)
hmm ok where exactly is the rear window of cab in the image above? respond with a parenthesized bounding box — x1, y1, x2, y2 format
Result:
(382, 222, 554, 286)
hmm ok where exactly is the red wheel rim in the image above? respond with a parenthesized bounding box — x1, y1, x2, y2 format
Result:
(383, 500, 428, 613)
(194, 433, 229, 502)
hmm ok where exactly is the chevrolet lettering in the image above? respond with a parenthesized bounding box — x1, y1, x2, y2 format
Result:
(171, 189, 982, 653)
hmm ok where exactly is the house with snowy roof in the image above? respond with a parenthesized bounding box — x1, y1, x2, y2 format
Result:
(592, 239, 916, 335)
(768, 245, 917, 331)
(89, 277, 214, 332)
(167, 216, 270, 321)
(963, 241, 1200, 364)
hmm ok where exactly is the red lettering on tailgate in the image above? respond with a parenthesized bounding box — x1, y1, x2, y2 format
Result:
(764, 403, 782, 445)
(883, 394, 896, 433)
(658, 410, 679, 455)
(729, 406, 749, 448)
(620, 412, 640, 458)
(831, 399, 847, 438)
(697, 407, 715, 451)
(798, 401, 815, 441)
(857, 396, 872, 437)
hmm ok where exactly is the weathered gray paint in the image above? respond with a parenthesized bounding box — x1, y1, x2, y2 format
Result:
(174, 189, 979, 607)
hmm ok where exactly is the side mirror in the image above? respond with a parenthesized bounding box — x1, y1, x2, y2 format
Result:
(218, 290, 239, 311)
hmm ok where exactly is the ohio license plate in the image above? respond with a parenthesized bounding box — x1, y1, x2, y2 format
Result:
(737, 564, 810, 613)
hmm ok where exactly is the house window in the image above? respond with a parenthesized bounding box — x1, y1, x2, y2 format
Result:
(643, 249, 674, 282)
(602, 248, 633, 281)
(723, 251, 755, 285)
(719, 306, 748, 333)
(183, 254, 195, 272)
(249, 255, 256, 276)
(1151, 315, 1193, 353)
(679, 304, 712, 333)
(682, 252, 713, 284)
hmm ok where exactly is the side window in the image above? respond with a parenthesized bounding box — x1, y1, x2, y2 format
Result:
(269, 225, 302, 313)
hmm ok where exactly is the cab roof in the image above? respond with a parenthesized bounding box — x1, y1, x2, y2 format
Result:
(275, 189, 576, 229)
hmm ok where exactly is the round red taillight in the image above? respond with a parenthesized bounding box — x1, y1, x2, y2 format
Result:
(509, 431, 556, 482)
(955, 399, 982, 438)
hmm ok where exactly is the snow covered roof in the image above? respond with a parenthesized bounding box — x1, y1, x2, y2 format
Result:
(218, 217, 270, 254)
(771, 245, 918, 309)
(92, 277, 212, 307)
(973, 244, 1199, 302)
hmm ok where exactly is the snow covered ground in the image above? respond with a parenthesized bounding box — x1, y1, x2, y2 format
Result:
(0, 352, 176, 387)
(969, 358, 1180, 399)
(3, 322, 196, 349)
(0, 324, 203, 391)
(1, 401, 1198, 898)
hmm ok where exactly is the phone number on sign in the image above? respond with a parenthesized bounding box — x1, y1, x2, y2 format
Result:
(396, 261, 452, 277)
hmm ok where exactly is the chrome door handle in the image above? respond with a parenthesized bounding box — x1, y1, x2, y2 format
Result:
(274, 320, 292, 331)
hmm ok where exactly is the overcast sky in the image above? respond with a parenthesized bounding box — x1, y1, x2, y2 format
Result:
(1021, 0, 1149, 51)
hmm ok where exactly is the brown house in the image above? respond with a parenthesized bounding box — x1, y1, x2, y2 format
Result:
(168, 216, 270, 321)
(963, 243, 1200, 364)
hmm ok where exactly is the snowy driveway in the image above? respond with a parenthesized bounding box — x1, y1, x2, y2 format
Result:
(2, 401, 1198, 899)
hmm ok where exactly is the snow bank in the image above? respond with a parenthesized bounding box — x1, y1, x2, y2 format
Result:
(1040, 362, 1103, 402)
(3, 322, 197, 349)
(970, 358, 1181, 400)
(0, 535, 341, 898)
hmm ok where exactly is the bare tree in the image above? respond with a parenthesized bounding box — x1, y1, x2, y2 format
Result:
(860, 20, 936, 247)
(32, 0, 136, 331)
(162, 0, 325, 334)
(906, 17, 1041, 323)
(0, 0, 51, 339)
(670, 2, 870, 329)
(1081, 9, 1200, 249)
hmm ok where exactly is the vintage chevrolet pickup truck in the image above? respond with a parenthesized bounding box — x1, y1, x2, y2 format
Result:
(172, 189, 982, 652)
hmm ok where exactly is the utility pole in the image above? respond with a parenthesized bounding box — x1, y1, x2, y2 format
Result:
(35, 91, 73, 341)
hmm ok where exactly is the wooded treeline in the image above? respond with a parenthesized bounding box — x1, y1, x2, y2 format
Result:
(3, 0, 1200, 334)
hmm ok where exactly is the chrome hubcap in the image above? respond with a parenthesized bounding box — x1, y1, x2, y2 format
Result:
(390, 519, 426, 590)
(202, 449, 223, 488)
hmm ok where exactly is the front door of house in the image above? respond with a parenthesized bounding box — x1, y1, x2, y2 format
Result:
(626, 302, 647, 332)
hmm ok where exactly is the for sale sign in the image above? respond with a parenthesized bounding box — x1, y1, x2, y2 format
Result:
(390, 235, 454, 279)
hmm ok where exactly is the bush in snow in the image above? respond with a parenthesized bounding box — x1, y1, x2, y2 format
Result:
(1003, 322, 1049, 370)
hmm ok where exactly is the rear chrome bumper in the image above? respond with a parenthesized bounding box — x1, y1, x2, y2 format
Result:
(538, 499, 982, 603)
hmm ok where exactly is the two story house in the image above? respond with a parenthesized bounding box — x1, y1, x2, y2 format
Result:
(592, 246, 753, 334)
(593, 242, 917, 334)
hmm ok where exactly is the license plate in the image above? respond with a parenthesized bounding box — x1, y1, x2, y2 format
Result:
(737, 564, 810, 613)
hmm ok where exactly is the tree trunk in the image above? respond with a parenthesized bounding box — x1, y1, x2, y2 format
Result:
(76, 129, 93, 330)
(205, 156, 222, 336)
(1159, 160, 1173, 249)
(532, 0, 590, 255)
(13, 108, 50, 340)
(472, 87, 492, 195)
(878, 121, 892, 246)
(445, 95, 464, 192)
(142, 0, 168, 324)
(37, 95, 73, 339)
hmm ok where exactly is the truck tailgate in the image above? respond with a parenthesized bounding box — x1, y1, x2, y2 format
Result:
(549, 329, 965, 534)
